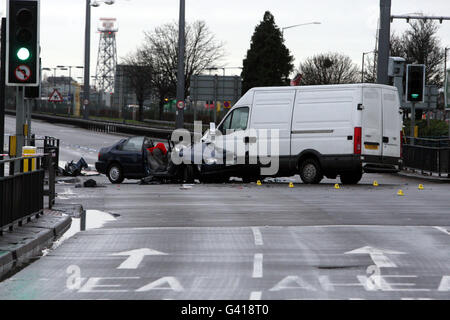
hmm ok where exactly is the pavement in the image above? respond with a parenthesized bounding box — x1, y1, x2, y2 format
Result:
(0, 116, 449, 300)
(0, 210, 72, 281)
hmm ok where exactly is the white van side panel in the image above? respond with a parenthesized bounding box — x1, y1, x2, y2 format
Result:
(362, 88, 383, 156)
(291, 88, 356, 156)
(382, 88, 401, 158)
(250, 90, 296, 156)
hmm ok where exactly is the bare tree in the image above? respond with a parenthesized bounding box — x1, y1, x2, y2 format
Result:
(396, 19, 444, 85)
(141, 21, 225, 119)
(298, 52, 359, 85)
(122, 49, 153, 121)
(364, 20, 445, 85)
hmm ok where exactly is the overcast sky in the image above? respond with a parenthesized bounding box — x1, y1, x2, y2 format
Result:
(1, 0, 449, 80)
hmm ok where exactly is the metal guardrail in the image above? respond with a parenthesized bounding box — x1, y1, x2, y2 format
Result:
(402, 137, 450, 176)
(0, 155, 46, 235)
(5, 109, 175, 139)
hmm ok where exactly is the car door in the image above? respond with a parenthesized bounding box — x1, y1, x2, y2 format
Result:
(381, 88, 401, 158)
(115, 136, 145, 176)
(362, 87, 383, 157)
(216, 107, 250, 172)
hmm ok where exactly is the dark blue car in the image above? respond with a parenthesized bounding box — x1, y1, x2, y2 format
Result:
(96, 136, 154, 184)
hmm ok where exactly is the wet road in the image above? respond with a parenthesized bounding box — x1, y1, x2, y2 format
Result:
(0, 116, 449, 300)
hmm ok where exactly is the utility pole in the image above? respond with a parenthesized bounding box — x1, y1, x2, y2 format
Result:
(376, 0, 391, 85)
(175, 0, 185, 129)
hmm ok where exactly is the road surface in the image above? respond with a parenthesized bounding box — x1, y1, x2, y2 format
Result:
(0, 116, 449, 300)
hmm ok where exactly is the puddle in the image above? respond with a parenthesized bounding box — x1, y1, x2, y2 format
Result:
(42, 210, 116, 255)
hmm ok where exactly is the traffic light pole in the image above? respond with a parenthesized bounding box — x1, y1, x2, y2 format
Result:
(410, 102, 415, 146)
(15, 86, 25, 172)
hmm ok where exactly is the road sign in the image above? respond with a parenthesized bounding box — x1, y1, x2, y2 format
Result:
(48, 89, 63, 102)
(14, 64, 31, 82)
(224, 101, 231, 109)
(190, 75, 242, 105)
(176, 100, 185, 110)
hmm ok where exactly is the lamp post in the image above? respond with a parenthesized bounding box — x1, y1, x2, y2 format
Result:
(57, 65, 83, 115)
(83, 0, 115, 120)
(281, 21, 321, 37)
(361, 51, 376, 83)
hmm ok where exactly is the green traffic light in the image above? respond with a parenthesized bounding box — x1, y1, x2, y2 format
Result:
(411, 94, 419, 99)
(17, 47, 30, 61)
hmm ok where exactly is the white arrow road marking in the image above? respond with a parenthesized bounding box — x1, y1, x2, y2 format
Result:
(345, 246, 405, 268)
(434, 226, 450, 236)
(111, 248, 168, 269)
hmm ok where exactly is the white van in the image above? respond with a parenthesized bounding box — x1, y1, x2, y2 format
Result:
(194, 84, 402, 184)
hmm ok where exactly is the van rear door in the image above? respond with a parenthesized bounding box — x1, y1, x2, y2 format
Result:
(362, 87, 382, 157)
(381, 88, 401, 158)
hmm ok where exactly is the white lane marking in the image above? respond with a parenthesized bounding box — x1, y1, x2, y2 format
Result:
(345, 246, 405, 268)
(111, 248, 168, 269)
(438, 276, 450, 291)
(136, 276, 184, 292)
(78, 277, 139, 293)
(252, 253, 263, 278)
(249, 291, 262, 300)
(251, 227, 263, 246)
(434, 226, 450, 236)
(269, 276, 317, 292)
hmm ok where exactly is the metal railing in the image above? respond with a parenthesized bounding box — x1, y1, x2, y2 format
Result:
(0, 155, 45, 234)
(402, 137, 450, 176)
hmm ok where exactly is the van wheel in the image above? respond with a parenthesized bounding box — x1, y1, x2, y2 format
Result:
(299, 158, 323, 184)
(107, 163, 124, 184)
(183, 165, 195, 183)
(340, 170, 363, 185)
(242, 176, 259, 183)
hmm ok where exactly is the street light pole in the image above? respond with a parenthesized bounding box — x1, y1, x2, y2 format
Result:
(175, 0, 185, 129)
(281, 21, 321, 37)
(361, 51, 375, 83)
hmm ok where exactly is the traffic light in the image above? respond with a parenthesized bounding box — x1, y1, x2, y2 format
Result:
(6, 0, 40, 87)
(406, 64, 425, 103)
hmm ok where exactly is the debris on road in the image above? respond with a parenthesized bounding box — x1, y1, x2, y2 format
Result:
(63, 158, 88, 176)
(83, 179, 97, 188)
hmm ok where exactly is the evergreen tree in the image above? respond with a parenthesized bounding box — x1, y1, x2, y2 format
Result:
(241, 11, 294, 93)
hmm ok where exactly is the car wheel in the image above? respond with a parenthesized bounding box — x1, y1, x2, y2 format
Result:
(340, 170, 363, 185)
(299, 158, 323, 184)
(107, 163, 124, 184)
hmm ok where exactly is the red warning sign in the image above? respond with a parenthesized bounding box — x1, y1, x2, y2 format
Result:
(48, 89, 63, 102)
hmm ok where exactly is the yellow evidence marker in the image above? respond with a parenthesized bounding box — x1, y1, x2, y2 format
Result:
(257, 180, 262, 186)
(373, 180, 379, 187)
(334, 184, 340, 189)
(418, 184, 424, 190)
(289, 182, 294, 188)
(397, 189, 404, 196)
